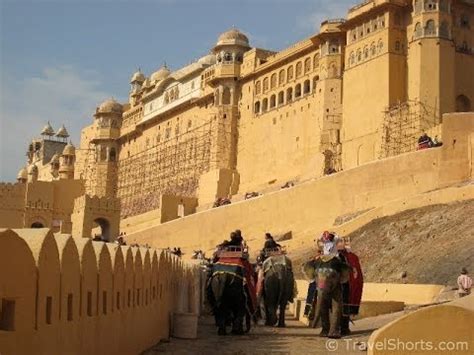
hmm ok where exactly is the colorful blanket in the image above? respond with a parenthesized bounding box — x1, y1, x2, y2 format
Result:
(212, 257, 257, 312)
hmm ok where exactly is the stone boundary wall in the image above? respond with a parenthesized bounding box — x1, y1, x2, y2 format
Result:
(295, 280, 444, 306)
(0, 228, 199, 355)
(367, 294, 474, 355)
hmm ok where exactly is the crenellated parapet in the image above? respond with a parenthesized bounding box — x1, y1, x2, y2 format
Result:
(0, 228, 199, 355)
(73, 194, 121, 212)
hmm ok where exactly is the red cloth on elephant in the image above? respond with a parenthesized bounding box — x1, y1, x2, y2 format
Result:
(342, 250, 363, 308)
(216, 257, 257, 312)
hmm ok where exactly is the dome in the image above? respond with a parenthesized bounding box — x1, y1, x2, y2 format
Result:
(17, 167, 28, 180)
(55, 124, 69, 138)
(41, 121, 55, 136)
(131, 70, 145, 83)
(150, 66, 171, 82)
(98, 98, 123, 114)
(215, 28, 250, 48)
(198, 54, 217, 66)
(28, 164, 38, 174)
(63, 143, 76, 156)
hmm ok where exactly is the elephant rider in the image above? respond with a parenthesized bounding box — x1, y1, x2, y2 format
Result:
(310, 231, 351, 339)
(211, 230, 258, 315)
(337, 238, 363, 336)
(259, 233, 282, 261)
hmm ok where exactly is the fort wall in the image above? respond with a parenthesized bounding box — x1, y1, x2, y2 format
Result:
(126, 113, 474, 254)
(0, 228, 199, 355)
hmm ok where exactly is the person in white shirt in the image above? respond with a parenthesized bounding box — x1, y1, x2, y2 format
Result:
(457, 268, 473, 298)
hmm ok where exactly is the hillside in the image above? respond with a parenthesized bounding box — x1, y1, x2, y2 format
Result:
(292, 199, 474, 286)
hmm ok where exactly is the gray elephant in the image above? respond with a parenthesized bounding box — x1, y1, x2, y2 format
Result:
(308, 255, 350, 338)
(262, 254, 295, 327)
(208, 272, 247, 335)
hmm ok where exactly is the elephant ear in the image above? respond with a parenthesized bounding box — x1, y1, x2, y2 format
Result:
(340, 269, 350, 284)
(301, 260, 317, 281)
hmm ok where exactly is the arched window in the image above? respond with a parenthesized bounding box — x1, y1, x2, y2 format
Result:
(164, 92, 169, 104)
(425, 19, 436, 36)
(370, 42, 376, 56)
(296, 62, 303, 78)
(263, 78, 269, 93)
(439, 21, 449, 39)
(109, 147, 116, 162)
(295, 83, 302, 98)
(287, 66, 294, 81)
(255, 81, 261, 95)
(286, 87, 293, 102)
(262, 98, 268, 112)
(424, 0, 437, 11)
(254, 101, 261, 114)
(357, 49, 362, 62)
(329, 40, 339, 54)
(278, 91, 284, 105)
(350, 52, 355, 65)
(373, 19, 378, 31)
(456, 95, 471, 112)
(330, 64, 338, 78)
(379, 15, 385, 28)
(414, 22, 422, 38)
(270, 73, 277, 89)
(279, 70, 285, 85)
(313, 76, 319, 90)
(303, 80, 311, 94)
(364, 46, 369, 59)
(378, 40, 384, 53)
(270, 94, 276, 108)
(313, 53, 319, 70)
(304, 58, 311, 73)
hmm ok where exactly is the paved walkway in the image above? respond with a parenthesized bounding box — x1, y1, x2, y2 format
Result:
(145, 311, 408, 354)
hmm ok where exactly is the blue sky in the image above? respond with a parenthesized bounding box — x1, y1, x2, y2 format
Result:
(0, 0, 355, 181)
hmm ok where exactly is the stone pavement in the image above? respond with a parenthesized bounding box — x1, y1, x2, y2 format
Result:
(145, 311, 409, 355)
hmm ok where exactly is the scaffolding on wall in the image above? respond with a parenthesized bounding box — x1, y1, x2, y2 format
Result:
(79, 115, 234, 219)
(379, 100, 440, 159)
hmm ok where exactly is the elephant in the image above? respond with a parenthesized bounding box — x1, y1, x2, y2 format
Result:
(308, 255, 351, 338)
(208, 272, 247, 335)
(262, 254, 295, 327)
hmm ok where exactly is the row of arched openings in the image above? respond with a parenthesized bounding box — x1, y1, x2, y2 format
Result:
(254, 77, 318, 114)
(255, 54, 319, 95)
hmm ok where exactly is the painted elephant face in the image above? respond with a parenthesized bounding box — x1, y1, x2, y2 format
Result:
(316, 266, 340, 292)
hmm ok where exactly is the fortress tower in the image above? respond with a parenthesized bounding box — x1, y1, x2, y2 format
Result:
(58, 143, 76, 180)
(87, 99, 123, 197)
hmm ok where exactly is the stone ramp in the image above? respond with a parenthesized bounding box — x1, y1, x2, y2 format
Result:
(144, 311, 409, 354)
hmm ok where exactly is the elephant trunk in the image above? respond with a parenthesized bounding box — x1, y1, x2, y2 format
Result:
(310, 292, 323, 328)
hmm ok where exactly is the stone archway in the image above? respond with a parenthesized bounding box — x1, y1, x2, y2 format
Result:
(92, 218, 111, 241)
(31, 222, 44, 228)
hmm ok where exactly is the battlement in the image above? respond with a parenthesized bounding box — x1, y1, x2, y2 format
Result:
(0, 228, 199, 355)
(73, 194, 121, 211)
(0, 182, 25, 193)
